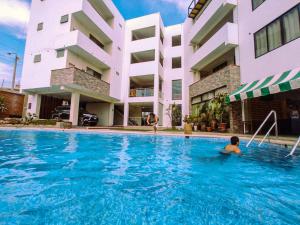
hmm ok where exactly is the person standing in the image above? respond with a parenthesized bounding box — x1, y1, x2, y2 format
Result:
(147, 113, 159, 133)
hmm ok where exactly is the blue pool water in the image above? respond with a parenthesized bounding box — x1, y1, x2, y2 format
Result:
(0, 129, 299, 225)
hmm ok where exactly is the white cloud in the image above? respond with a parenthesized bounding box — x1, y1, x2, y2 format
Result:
(160, 0, 187, 11)
(0, 0, 30, 39)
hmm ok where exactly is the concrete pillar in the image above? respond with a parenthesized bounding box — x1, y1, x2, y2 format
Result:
(29, 94, 41, 118)
(108, 103, 114, 126)
(69, 92, 80, 126)
(123, 102, 129, 126)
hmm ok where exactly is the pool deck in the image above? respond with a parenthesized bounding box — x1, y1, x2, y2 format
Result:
(0, 125, 298, 147)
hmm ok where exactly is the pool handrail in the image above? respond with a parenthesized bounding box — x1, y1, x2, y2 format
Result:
(247, 110, 278, 147)
(286, 136, 300, 157)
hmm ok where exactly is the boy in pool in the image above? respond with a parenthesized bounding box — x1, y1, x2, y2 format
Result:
(146, 113, 159, 133)
(222, 136, 242, 154)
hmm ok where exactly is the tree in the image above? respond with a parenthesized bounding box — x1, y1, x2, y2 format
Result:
(166, 103, 182, 129)
(0, 96, 7, 113)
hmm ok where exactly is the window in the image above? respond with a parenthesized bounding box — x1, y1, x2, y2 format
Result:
(37, 22, 43, 31)
(254, 4, 300, 58)
(60, 15, 69, 24)
(172, 79, 182, 100)
(172, 57, 181, 69)
(28, 103, 32, 110)
(33, 54, 41, 63)
(267, 19, 282, 51)
(172, 35, 181, 47)
(56, 49, 65, 58)
(252, 0, 265, 10)
(86, 67, 102, 80)
(283, 6, 300, 43)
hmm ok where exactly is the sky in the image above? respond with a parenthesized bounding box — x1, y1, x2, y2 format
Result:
(0, 0, 188, 88)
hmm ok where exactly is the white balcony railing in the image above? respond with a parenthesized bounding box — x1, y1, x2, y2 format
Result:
(129, 88, 154, 97)
(190, 22, 238, 70)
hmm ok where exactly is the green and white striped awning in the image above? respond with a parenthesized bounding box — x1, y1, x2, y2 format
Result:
(227, 67, 300, 103)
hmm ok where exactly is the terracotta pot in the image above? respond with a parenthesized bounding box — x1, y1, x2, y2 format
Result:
(184, 123, 193, 135)
(206, 127, 212, 132)
(211, 119, 217, 130)
(219, 123, 227, 132)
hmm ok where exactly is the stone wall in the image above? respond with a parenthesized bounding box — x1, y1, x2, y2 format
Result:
(189, 65, 241, 98)
(0, 89, 25, 118)
(51, 67, 110, 96)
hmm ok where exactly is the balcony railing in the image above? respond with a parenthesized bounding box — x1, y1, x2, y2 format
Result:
(129, 88, 154, 97)
(51, 67, 110, 96)
(188, 0, 211, 19)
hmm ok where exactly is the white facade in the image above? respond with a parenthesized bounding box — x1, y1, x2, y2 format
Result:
(21, 0, 300, 127)
(238, 0, 300, 83)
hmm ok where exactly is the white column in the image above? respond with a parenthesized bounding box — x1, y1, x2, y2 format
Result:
(69, 92, 80, 126)
(123, 102, 129, 126)
(108, 103, 114, 126)
(28, 94, 41, 118)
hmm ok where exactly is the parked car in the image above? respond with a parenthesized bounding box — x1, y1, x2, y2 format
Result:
(51, 106, 98, 126)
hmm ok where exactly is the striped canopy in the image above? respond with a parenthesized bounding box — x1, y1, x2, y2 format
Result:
(227, 67, 300, 103)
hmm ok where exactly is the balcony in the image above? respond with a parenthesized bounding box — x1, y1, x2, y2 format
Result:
(190, 23, 238, 71)
(189, 0, 237, 44)
(51, 67, 110, 97)
(72, 0, 113, 44)
(129, 88, 154, 97)
(55, 30, 112, 69)
(129, 37, 157, 53)
(188, 0, 210, 19)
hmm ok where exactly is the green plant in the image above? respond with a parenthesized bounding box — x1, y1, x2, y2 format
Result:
(166, 103, 182, 128)
(183, 115, 193, 124)
(208, 93, 228, 123)
(0, 96, 7, 113)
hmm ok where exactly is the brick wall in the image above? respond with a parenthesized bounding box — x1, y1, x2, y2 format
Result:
(51, 67, 110, 96)
(0, 90, 25, 118)
(189, 65, 241, 98)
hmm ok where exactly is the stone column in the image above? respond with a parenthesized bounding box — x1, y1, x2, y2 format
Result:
(69, 92, 80, 126)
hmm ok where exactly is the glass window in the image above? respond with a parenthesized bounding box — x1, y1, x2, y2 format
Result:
(172, 57, 181, 69)
(33, 54, 41, 63)
(56, 49, 65, 58)
(172, 35, 181, 47)
(267, 19, 282, 51)
(60, 15, 69, 24)
(255, 28, 268, 57)
(37, 22, 43, 31)
(172, 79, 182, 100)
(252, 0, 265, 10)
(283, 7, 300, 43)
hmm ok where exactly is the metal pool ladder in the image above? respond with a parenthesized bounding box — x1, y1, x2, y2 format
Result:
(247, 110, 278, 147)
(286, 136, 300, 157)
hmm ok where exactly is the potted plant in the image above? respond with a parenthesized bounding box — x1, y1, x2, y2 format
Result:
(211, 93, 228, 132)
(192, 115, 199, 131)
(166, 103, 182, 130)
(0, 96, 7, 113)
(183, 115, 193, 135)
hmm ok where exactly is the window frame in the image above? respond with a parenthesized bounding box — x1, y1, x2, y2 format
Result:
(172, 79, 182, 100)
(254, 3, 300, 58)
(60, 14, 69, 24)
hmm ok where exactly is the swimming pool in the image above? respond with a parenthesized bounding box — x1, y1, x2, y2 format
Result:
(0, 129, 299, 224)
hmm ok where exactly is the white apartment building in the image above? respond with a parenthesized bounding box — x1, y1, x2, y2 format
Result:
(21, 0, 300, 133)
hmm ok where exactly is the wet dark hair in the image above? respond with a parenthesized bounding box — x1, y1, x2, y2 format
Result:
(231, 136, 239, 145)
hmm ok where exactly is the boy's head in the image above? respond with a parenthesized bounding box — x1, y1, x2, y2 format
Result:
(231, 136, 240, 146)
